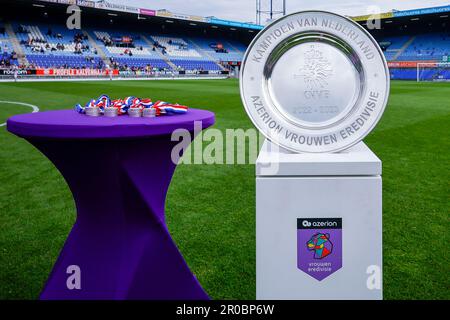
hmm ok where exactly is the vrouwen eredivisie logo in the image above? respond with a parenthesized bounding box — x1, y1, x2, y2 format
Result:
(297, 218, 342, 281)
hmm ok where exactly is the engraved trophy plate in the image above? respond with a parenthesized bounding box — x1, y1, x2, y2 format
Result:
(240, 11, 389, 153)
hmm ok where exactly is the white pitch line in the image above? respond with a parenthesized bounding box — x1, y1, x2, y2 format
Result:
(0, 100, 40, 127)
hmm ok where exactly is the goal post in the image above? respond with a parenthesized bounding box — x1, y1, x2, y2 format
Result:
(417, 62, 450, 82)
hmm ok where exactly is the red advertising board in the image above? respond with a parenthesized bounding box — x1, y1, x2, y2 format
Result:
(35, 69, 119, 76)
(387, 61, 437, 68)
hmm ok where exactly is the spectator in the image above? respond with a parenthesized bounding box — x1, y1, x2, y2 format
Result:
(74, 42, 82, 54)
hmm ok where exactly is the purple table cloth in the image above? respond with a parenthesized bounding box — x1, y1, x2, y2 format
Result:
(7, 109, 214, 300)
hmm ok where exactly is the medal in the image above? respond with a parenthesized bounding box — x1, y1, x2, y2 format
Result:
(104, 107, 118, 117)
(85, 106, 101, 117)
(143, 108, 156, 118)
(74, 96, 188, 118)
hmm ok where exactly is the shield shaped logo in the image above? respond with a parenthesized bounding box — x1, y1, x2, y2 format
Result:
(297, 218, 342, 281)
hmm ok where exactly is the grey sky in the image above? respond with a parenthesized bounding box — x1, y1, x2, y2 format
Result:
(107, 0, 450, 23)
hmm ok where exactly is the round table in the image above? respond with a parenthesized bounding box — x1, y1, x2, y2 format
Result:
(7, 109, 215, 300)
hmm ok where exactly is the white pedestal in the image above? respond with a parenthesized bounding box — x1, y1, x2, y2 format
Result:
(256, 141, 382, 300)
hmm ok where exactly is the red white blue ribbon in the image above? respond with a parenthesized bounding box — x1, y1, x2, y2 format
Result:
(75, 99, 97, 114)
(124, 96, 135, 107)
(75, 95, 188, 116)
(153, 101, 188, 115)
(140, 99, 154, 108)
(111, 99, 128, 115)
(96, 95, 111, 110)
(129, 97, 142, 110)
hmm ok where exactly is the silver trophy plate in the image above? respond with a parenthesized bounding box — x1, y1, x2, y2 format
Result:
(240, 11, 389, 153)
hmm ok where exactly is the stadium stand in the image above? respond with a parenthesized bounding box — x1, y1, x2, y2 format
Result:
(12, 22, 103, 69)
(88, 28, 231, 71)
(3, 22, 450, 78)
(0, 43, 19, 67)
(26, 55, 102, 68)
(15, 23, 94, 56)
(171, 59, 222, 71)
(8, 20, 238, 72)
(2, 13, 253, 73)
(90, 29, 171, 70)
(0, 23, 18, 67)
(381, 32, 450, 62)
(150, 35, 203, 58)
(379, 30, 450, 80)
(190, 37, 243, 62)
(0, 1, 449, 81)
(13, 23, 447, 77)
(93, 31, 154, 57)
(396, 33, 449, 61)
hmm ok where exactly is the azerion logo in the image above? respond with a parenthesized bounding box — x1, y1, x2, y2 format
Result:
(299, 218, 340, 229)
(297, 218, 342, 281)
(302, 220, 312, 227)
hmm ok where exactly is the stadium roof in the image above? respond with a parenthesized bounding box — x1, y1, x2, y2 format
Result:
(8, 1, 449, 34)
(350, 4, 450, 22)
(36, 0, 264, 30)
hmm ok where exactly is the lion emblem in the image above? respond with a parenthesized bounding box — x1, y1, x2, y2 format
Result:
(306, 233, 333, 259)
(295, 48, 333, 90)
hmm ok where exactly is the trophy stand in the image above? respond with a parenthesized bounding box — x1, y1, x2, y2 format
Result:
(256, 140, 382, 299)
(241, 10, 389, 300)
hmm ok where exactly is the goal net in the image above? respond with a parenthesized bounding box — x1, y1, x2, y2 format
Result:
(417, 62, 450, 82)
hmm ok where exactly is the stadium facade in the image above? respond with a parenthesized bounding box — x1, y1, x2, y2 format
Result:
(0, 0, 449, 81)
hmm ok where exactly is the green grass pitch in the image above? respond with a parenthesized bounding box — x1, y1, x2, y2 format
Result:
(0, 79, 448, 299)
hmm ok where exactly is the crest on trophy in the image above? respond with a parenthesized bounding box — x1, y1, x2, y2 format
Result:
(295, 48, 333, 90)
